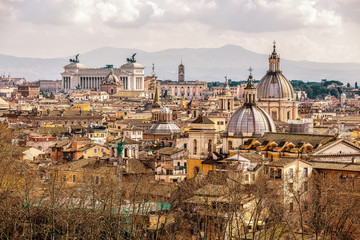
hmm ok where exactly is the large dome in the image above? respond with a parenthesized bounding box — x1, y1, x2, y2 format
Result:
(257, 43, 295, 101)
(257, 73, 295, 100)
(226, 105, 276, 137)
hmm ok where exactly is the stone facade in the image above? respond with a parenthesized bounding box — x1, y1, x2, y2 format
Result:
(18, 83, 40, 97)
(61, 58, 145, 95)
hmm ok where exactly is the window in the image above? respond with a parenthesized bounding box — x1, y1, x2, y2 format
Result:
(193, 139, 197, 155)
(82, 175, 86, 183)
(101, 148, 104, 153)
(289, 168, 294, 179)
(275, 169, 282, 179)
(289, 202, 294, 212)
(101, 177, 104, 185)
(95, 176, 99, 184)
(304, 168, 308, 177)
(72, 174, 76, 183)
(184, 143, 187, 149)
(94, 148, 97, 153)
(63, 174, 67, 182)
(84, 151, 87, 154)
(228, 141, 233, 150)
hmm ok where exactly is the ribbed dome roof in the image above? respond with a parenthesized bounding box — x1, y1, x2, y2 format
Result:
(102, 70, 120, 85)
(257, 72, 295, 100)
(226, 105, 276, 137)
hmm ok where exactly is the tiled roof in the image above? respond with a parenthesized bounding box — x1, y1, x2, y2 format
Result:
(258, 132, 335, 149)
(158, 147, 183, 155)
(194, 184, 229, 197)
(192, 115, 214, 124)
(266, 158, 296, 167)
(51, 140, 69, 148)
(312, 162, 360, 172)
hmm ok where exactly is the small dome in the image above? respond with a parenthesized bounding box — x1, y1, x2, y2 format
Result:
(257, 73, 295, 100)
(225, 105, 276, 137)
(102, 70, 120, 85)
(64, 62, 87, 69)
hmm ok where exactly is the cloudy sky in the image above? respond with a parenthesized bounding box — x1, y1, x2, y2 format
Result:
(0, 0, 359, 63)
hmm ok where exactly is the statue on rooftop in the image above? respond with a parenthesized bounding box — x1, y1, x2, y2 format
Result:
(69, 54, 80, 63)
(126, 53, 137, 63)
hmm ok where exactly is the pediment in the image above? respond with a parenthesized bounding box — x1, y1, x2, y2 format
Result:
(314, 140, 360, 155)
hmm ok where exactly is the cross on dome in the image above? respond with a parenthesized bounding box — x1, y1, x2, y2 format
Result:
(273, 40, 277, 53)
(248, 67, 253, 76)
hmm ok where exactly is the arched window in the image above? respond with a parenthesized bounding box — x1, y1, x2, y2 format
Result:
(194, 139, 197, 155)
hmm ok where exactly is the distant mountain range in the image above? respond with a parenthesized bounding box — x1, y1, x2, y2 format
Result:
(0, 45, 359, 84)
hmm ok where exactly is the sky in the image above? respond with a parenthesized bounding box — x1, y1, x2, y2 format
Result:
(0, 0, 359, 63)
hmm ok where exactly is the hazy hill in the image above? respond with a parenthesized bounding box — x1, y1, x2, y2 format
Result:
(0, 45, 359, 84)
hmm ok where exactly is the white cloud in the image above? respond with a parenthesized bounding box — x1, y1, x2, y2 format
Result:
(0, 0, 358, 63)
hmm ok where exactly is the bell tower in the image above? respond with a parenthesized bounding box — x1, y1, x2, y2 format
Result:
(178, 62, 185, 82)
(218, 76, 234, 112)
(244, 67, 257, 106)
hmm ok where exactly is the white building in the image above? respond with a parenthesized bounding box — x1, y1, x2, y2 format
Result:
(61, 55, 145, 95)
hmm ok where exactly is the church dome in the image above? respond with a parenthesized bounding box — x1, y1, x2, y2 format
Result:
(257, 42, 295, 101)
(102, 70, 120, 85)
(226, 105, 276, 137)
(225, 72, 276, 137)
